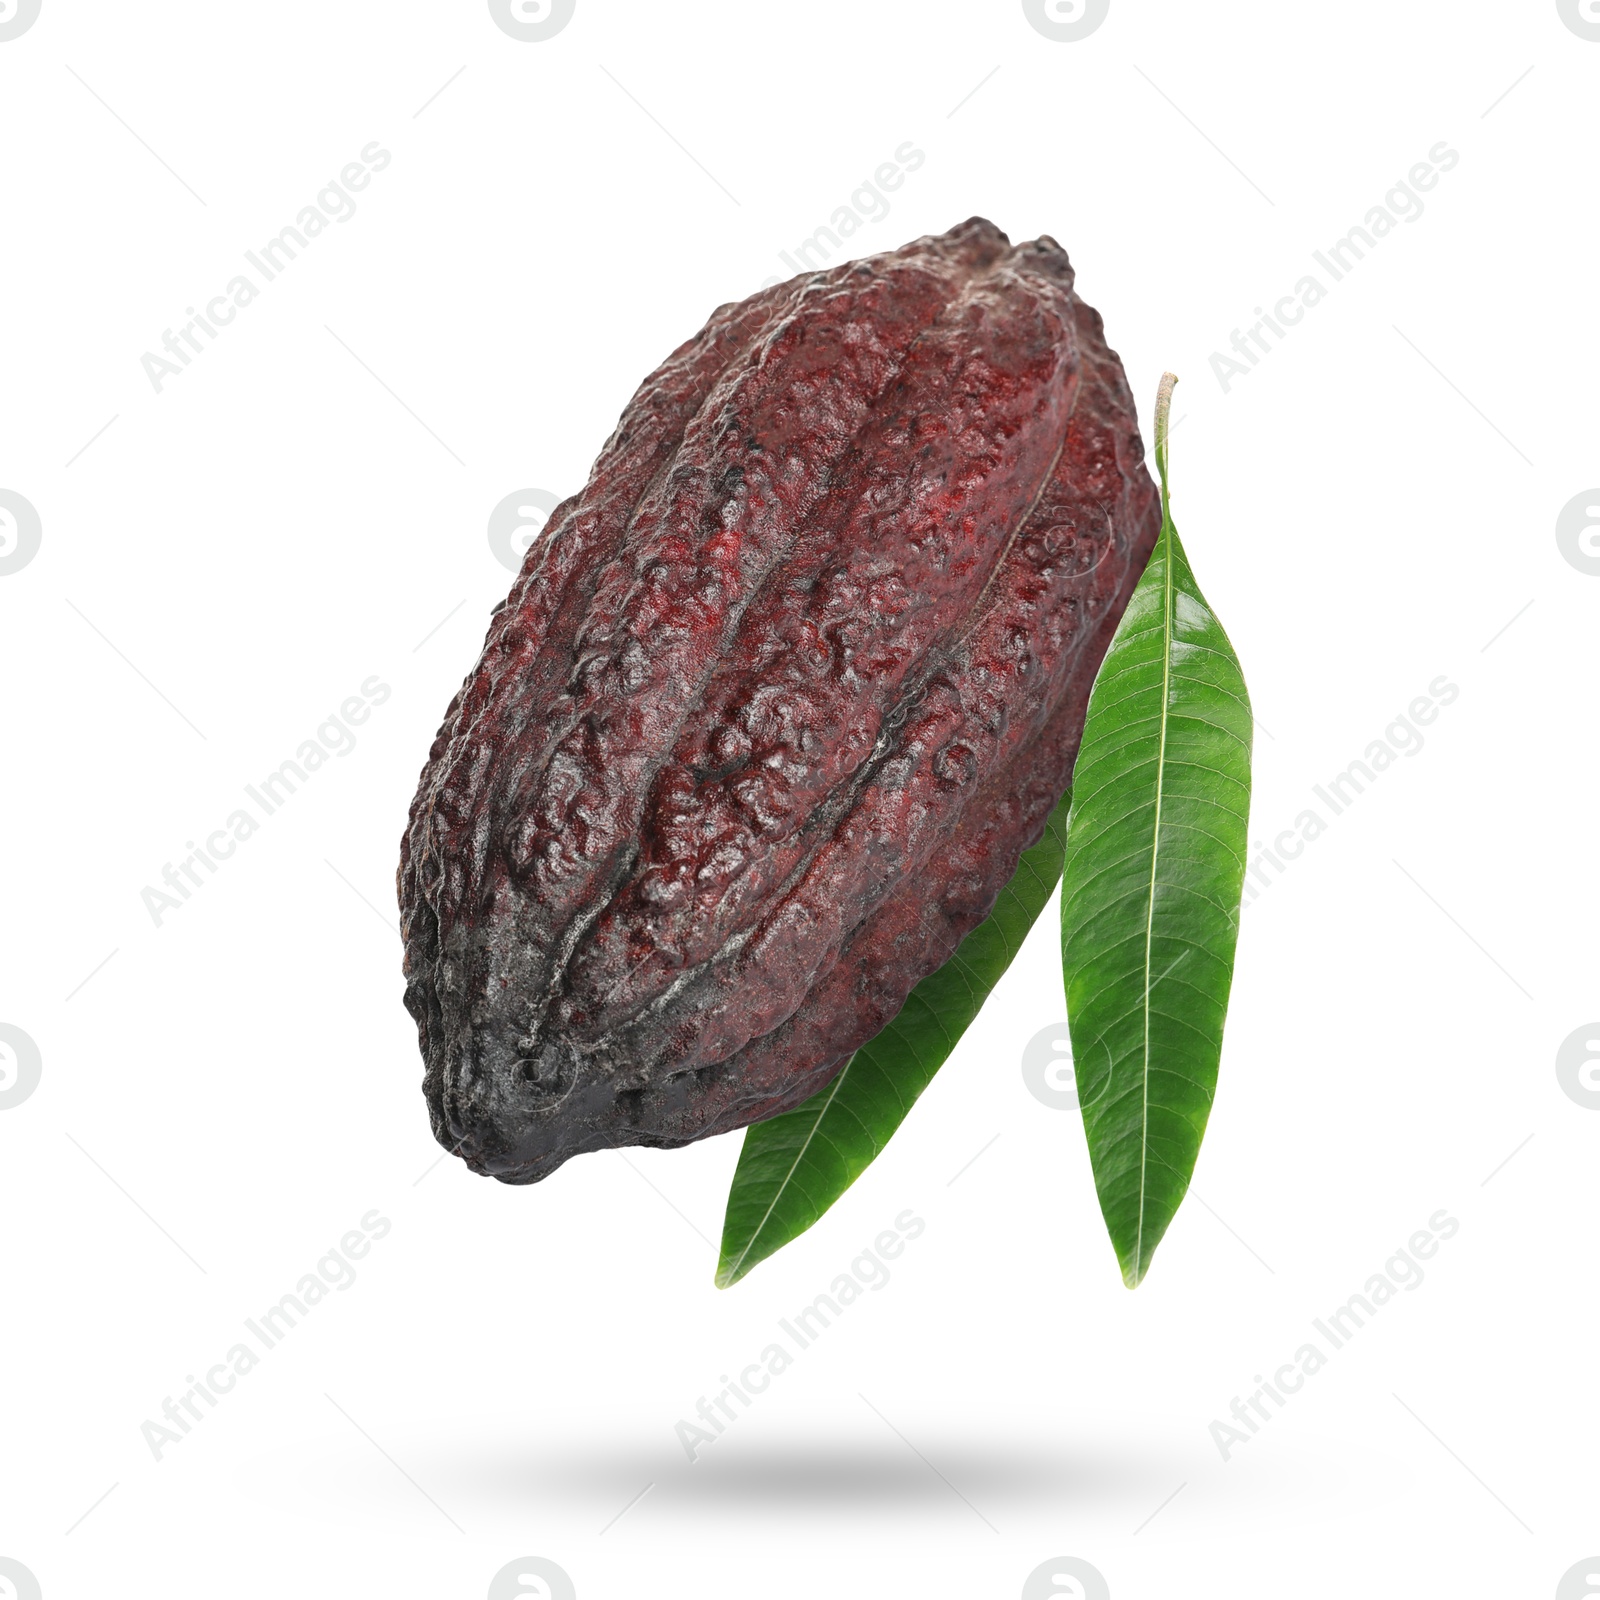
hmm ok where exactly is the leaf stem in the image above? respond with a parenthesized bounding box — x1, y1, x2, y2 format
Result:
(1154, 370, 1178, 512)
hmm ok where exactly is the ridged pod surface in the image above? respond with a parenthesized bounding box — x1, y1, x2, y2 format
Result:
(399, 218, 1159, 1183)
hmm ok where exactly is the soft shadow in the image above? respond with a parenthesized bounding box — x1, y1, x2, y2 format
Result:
(425, 1433, 1185, 1520)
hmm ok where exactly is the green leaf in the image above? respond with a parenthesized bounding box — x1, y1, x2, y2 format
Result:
(715, 790, 1073, 1287)
(1060, 372, 1252, 1288)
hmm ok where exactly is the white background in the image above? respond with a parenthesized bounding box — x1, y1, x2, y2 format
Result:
(2, 2, 1596, 1596)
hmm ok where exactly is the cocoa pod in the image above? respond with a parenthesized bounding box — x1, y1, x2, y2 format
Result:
(399, 218, 1159, 1183)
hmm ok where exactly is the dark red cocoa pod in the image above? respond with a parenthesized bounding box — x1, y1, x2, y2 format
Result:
(399, 218, 1159, 1183)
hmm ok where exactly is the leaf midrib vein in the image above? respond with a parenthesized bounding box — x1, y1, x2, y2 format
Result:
(1134, 526, 1177, 1283)
(723, 1067, 851, 1281)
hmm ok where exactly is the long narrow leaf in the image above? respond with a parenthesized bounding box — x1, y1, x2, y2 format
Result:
(1059, 372, 1252, 1288)
(716, 791, 1072, 1287)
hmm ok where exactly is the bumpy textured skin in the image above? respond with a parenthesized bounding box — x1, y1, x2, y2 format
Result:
(399, 218, 1160, 1183)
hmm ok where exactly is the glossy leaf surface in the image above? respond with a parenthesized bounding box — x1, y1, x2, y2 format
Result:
(1059, 373, 1252, 1287)
(716, 792, 1072, 1286)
